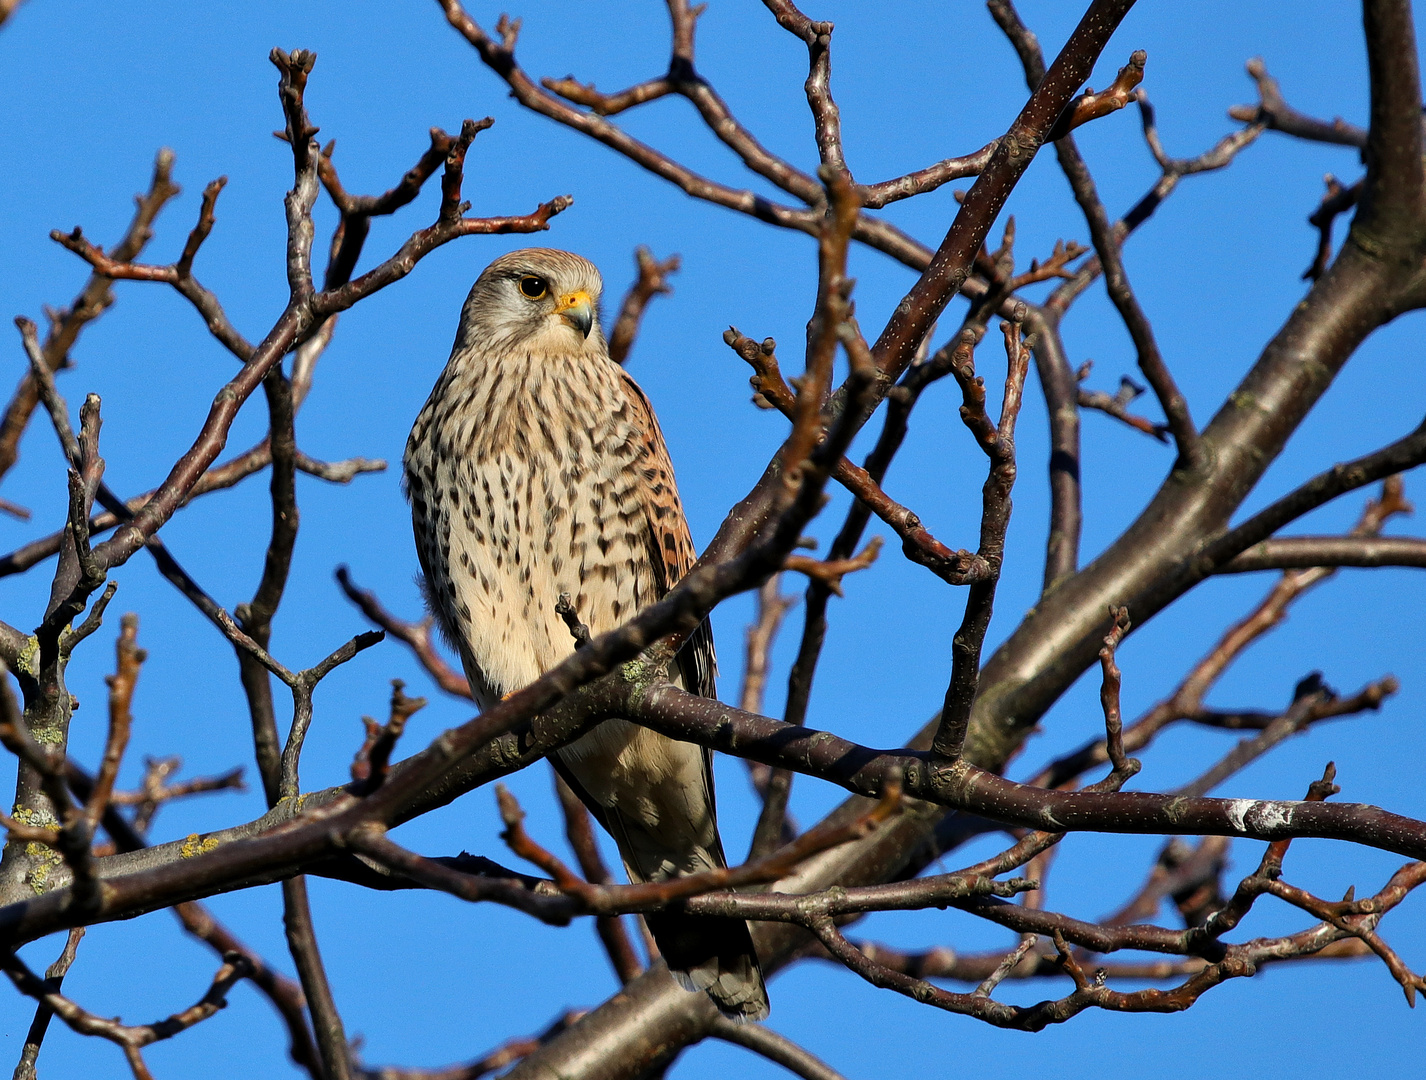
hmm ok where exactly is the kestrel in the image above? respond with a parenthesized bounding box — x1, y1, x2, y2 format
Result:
(404, 248, 769, 1020)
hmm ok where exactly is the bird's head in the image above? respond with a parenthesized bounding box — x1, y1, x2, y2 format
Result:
(457, 248, 605, 357)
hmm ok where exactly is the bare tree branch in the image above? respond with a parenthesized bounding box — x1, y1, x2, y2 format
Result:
(606, 247, 680, 366)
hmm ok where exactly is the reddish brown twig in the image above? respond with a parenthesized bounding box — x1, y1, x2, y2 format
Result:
(858, 142, 998, 208)
(724, 327, 990, 586)
(11, 927, 85, 1080)
(1260, 870, 1426, 1005)
(319, 124, 466, 290)
(975, 934, 1040, 997)
(1198, 765, 1339, 946)
(991, 8, 1196, 466)
(543, 72, 674, 117)
(106, 758, 246, 835)
(740, 573, 798, 719)
(932, 315, 1031, 762)
(436, 0, 941, 272)
(1187, 677, 1398, 730)
(606, 247, 680, 366)
(351, 681, 427, 791)
(335, 566, 472, 698)
(1008, 238, 1089, 288)
(783, 536, 882, 597)
(1046, 50, 1147, 141)
(553, 593, 593, 648)
(1075, 364, 1170, 441)
(83, 613, 146, 833)
(835, 459, 992, 585)
(495, 773, 903, 913)
(1046, 88, 1264, 318)
(739, 574, 801, 851)
(725, 328, 795, 413)
(0, 151, 181, 485)
(780, 171, 862, 488)
(50, 177, 252, 362)
(1094, 607, 1140, 788)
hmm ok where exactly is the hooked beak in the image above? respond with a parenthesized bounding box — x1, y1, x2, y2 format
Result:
(554, 290, 594, 339)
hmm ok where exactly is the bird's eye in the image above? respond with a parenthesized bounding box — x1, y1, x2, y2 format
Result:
(518, 275, 549, 300)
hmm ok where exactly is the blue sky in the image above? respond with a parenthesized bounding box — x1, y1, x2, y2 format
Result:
(0, 1, 1423, 1077)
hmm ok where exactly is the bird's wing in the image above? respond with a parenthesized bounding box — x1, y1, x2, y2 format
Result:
(616, 366, 728, 870)
(616, 366, 717, 700)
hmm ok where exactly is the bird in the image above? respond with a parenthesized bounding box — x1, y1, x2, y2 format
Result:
(404, 247, 769, 1021)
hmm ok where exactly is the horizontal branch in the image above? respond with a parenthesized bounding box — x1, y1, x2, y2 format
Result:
(0, 445, 383, 580)
(1200, 418, 1426, 572)
(619, 688, 1426, 860)
(1227, 58, 1368, 147)
(1219, 534, 1426, 572)
(857, 142, 997, 209)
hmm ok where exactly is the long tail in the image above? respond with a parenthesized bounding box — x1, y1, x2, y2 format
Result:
(644, 910, 769, 1021)
(548, 741, 770, 1020)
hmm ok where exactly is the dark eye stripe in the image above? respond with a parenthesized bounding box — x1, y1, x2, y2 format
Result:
(519, 275, 548, 299)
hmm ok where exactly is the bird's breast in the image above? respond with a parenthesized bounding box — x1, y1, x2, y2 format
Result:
(406, 351, 659, 697)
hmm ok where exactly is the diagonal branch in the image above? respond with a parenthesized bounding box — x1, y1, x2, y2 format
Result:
(51, 175, 253, 362)
(11, 927, 83, 1080)
(992, 1, 1198, 466)
(605, 247, 680, 366)
(335, 567, 471, 698)
(870, 0, 1140, 373)
(707, 1017, 849, 1080)
(0, 150, 181, 484)
(1202, 426, 1426, 571)
(1227, 57, 1368, 147)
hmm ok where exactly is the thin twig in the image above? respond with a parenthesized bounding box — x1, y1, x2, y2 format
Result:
(606, 247, 680, 366)
(11, 927, 84, 1080)
(336, 567, 471, 699)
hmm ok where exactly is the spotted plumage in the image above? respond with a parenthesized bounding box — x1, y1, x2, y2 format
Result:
(405, 248, 767, 1020)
